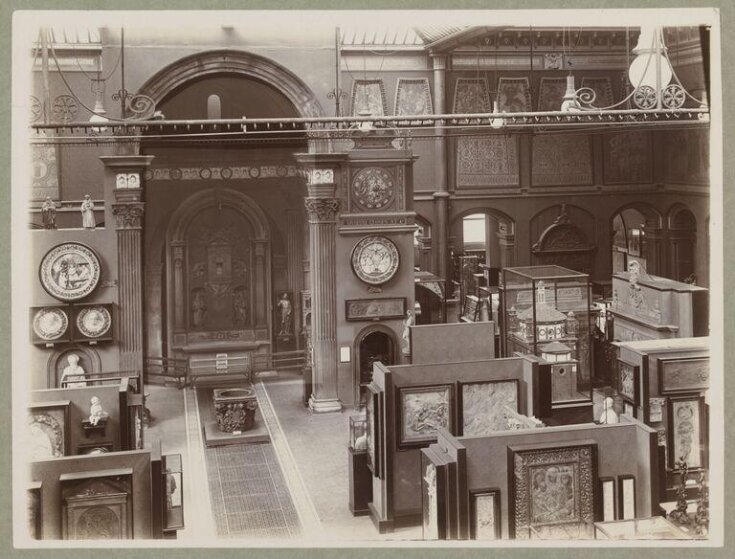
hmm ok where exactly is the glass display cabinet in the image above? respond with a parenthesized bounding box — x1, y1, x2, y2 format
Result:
(593, 517, 692, 540)
(163, 453, 184, 534)
(349, 414, 368, 451)
(500, 266, 593, 405)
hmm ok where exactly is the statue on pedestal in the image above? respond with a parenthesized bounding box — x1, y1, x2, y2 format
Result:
(277, 292, 293, 336)
(80, 195, 95, 229)
(88, 396, 108, 426)
(41, 197, 57, 229)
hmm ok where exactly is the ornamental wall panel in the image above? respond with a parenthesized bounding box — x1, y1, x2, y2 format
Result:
(531, 135, 593, 186)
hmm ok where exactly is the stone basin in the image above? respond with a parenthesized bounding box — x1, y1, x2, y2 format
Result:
(213, 385, 258, 433)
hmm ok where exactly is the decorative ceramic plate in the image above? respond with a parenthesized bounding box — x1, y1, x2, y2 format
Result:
(32, 307, 69, 341)
(76, 306, 112, 338)
(351, 235, 400, 285)
(39, 243, 101, 301)
(352, 167, 395, 210)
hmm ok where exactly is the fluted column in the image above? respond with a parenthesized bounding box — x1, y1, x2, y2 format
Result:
(112, 198, 145, 373)
(432, 54, 450, 281)
(286, 208, 303, 346)
(304, 181, 342, 413)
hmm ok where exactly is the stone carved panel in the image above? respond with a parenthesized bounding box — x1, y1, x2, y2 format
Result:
(538, 77, 568, 111)
(395, 78, 433, 115)
(423, 463, 439, 540)
(460, 380, 519, 436)
(31, 133, 60, 201)
(351, 167, 395, 211)
(453, 78, 491, 113)
(661, 128, 709, 185)
(351, 80, 387, 116)
(532, 135, 593, 186)
(62, 476, 132, 540)
(603, 132, 652, 184)
(497, 77, 532, 113)
(659, 358, 709, 394)
(510, 444, 596, 538)
(580, 77, 614, 108)
(456, 136, 520, 187)
(668, 396, 704, 469)
(115, 173, 140, 189)
(398, 384, 453, 447)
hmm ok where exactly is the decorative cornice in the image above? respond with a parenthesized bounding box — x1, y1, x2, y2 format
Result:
(304, 197, 340, 222)
(112, 202, 145, 229)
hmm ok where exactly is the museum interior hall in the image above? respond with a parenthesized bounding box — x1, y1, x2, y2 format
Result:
(17, 15, 717, 544)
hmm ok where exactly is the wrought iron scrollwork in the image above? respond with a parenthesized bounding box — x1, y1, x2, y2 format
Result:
(111, 89, 157, 120)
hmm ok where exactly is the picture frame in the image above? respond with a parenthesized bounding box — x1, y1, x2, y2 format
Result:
(616, 361, 640, 405)
(617, 475, 636, 520)
(457, 379, 519, 436)
(345, 297, 407, 322)
(28, 401, 71, 460)
(469, 488, 501, 540)
(508, 441, 597, 539)
(599, 477, 617, 522)
(658, 356, 709, 394)
(667, 394, 707, 471)
(397, 384, 454, 449)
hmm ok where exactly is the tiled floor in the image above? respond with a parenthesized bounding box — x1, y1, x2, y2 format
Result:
(204, 444, 301, 538)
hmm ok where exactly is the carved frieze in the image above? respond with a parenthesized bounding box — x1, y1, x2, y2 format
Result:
(144, 165, 301, 182)
(456, 136, 520, 187)
(112, 203, 145, 229)
(532, 135, 593, 186)
(304, 197, 340, 222)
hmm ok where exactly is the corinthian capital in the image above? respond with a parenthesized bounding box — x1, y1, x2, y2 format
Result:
(304, 197, 340, 222)
(112, 202, 145, 229)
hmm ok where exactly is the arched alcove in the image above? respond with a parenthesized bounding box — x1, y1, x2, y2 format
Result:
(353, 325, 398, 407)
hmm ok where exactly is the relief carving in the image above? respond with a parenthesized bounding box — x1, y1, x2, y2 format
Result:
(112, 203, 145, 229)
(304, 197, 340, 221)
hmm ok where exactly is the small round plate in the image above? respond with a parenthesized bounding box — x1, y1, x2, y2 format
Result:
(39, 242, 101, 302)
(76, 306, 112, 338)
(32, 307, 69, 341)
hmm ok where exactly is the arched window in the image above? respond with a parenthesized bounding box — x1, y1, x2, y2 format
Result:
(207, 94, 222, 120)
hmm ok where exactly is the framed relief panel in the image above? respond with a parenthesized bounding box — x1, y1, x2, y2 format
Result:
(617, 475, 636, 520)
(658, 357, 709, 394)
(508, 442, 597, 539)
(39, 242, 102, 302)
(28, 401, 70, 461)
(667, 395, 706, 470)
(30, 306, 71, 344)
(599, 477, 617, 521)
(458, 379, 519, 436)
(345, 297, 406, 322)
(397, 384, 454, 449)
(60, 469, 133, 540)
(470, 489, 501, 540)
(420, 451, 448, 541)
(617, 361, 640, 405)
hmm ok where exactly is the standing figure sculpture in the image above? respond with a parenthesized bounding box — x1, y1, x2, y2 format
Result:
(61, 353, 87, 388)
(191, 290, 207, 329)
(80, 195, 95, 229)
(401, 310, 414, 356)
(41, 197, 57, 229)
(277, 292, 293, 336)
(233, 288, 248, 327)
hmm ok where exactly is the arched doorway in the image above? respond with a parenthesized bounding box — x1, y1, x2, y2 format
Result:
(667, 204, 697, 283)
(609, 203, 663, 276)
(354, 326, 397, 407)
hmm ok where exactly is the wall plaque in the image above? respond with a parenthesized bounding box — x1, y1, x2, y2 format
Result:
(31, 306, 70, 343)
(458, 379, 519, 436)
(350, 236, 400, 286)
(395, 78, 432, 115)
(617, 361, 640, 405)
(351, 79, 387, 116)
(39, 243, 102, 302)
(453, 78, 491, 113)
(667, 395, 706, 470)
(345, 297, 406, 322)
(398, 384, 454, 448)
(351, 167, 395, 211)
(456, 136, 520, 187)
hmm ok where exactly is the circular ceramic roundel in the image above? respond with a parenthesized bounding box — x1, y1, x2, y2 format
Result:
(32, 307, 69, 341)
(351, 236, 400, 286)
(77, 306, 112, 338)
(351, 167, 395, 210)
(39, 243, 101, 302)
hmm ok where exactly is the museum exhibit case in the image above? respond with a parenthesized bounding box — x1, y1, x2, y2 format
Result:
(501, 265, 594, 407)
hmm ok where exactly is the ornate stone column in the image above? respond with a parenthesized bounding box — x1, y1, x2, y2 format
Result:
(431, 54, 450, 281)
(101, 155, 153, 375)
(303, 174, 342, 413)
(254, 240, 268, 329)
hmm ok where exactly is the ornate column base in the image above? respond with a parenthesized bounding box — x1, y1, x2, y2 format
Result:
(308, 395, 342, 414)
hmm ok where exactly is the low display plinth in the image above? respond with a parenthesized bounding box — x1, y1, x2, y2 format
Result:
(196, 385, 270, 447)
(348, 447, 373, 516)
(213, 386, 258, 433)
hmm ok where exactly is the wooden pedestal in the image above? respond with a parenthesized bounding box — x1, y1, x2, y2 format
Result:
(348, 447, 373, 516)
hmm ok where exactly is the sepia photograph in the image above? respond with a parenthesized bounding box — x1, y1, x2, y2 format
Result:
(8, 6, 724, 550)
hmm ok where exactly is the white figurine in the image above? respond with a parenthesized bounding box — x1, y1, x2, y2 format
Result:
(61, 354, 87, 388)
(401, 310, 414, 356)
(598, 397, 619, 424)
(88, 396, 108, 426)
(80, 195, 95, 229)
(354, 433, 367, 451)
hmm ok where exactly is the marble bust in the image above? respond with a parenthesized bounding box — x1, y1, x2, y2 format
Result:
(598, 397, 619, 424)
(61, 354, 87, 388)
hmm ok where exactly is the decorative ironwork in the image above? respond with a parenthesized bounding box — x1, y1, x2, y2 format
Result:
(633, 86, 658, 109)
(111, 89, 157, 120)
(662, 84, 686, 109)
(52, 95, 79, 123)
